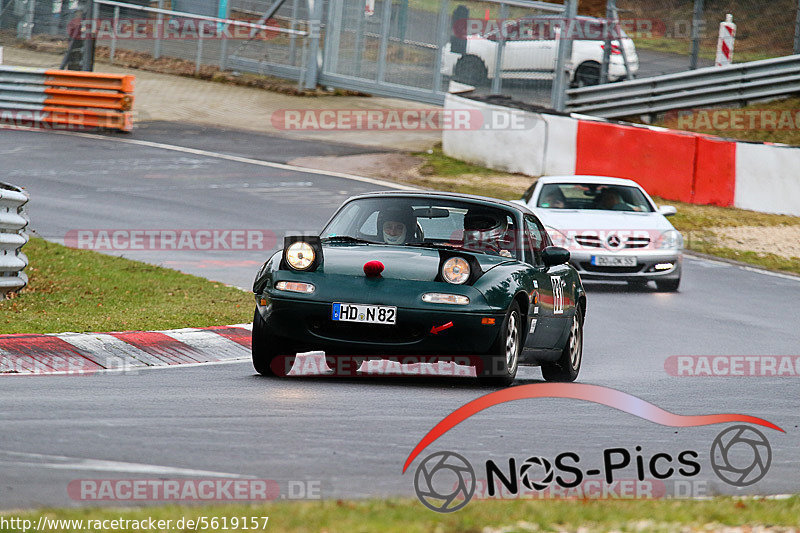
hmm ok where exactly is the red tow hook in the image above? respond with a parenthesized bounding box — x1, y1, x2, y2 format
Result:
(430, 322, 454, 335)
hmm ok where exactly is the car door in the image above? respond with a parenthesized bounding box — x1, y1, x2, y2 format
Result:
(523, 214, 569, 349)
(501, 18, 554, 78)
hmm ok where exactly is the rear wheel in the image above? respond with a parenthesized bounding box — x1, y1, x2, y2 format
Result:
(478, 301, 521, 387)
(656, 277, 681, 292)
(572, 62, 600, 88)
(541, 307, 583, 382)
(454, 55, 489, 86)
(252, 308, 295, 376)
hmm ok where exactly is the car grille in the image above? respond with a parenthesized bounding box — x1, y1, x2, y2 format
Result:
(625, 236, 651, 249)
(573, 235, 651, 249)
(574, 236, 603, 248)
(579, 262, 646, 274)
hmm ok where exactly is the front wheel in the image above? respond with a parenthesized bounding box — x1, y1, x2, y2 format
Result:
(541, 307, 583, 382)
(252, 308, 295, 376)
(477, 301, 521, 387)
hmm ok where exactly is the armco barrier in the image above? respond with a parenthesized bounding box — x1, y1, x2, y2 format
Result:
(0, 66, 134, 132)
(0, 183, 29, 300)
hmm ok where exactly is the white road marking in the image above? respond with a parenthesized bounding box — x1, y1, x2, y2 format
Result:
(0, 451, 254, 478)
(685, 254, 800, 282)
(0, 125, 416, 191)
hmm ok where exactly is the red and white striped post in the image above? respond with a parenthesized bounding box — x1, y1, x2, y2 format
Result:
(715, 14, 736, 67)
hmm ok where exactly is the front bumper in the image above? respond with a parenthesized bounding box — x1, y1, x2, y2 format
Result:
(257, 296, 504, 356)
(568, 250, 682, 281)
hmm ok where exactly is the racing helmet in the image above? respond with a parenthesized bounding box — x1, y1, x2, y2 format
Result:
(463, 207, 508, 245)
(376, 205, 416, 245)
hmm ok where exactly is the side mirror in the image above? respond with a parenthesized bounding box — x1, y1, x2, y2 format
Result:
(542, 246, 570, 268)
(658, 205, 677, 217)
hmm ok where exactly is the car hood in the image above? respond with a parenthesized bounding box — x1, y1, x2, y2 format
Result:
(320, 243, 512, 281)
(533, 208, 675, 233)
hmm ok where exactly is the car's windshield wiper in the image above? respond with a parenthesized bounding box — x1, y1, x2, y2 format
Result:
(404, 241, 464, 250)
(320, 235, 377, 244)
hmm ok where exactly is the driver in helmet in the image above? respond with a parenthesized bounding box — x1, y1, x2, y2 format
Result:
(377, 205, 417, 245)
(463, 207, 512, 257)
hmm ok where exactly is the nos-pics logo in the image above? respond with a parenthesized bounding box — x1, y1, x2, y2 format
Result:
(413, 425, 772, 513)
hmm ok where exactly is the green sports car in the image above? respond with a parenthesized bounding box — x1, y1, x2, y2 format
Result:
(252, 191, 587, 385)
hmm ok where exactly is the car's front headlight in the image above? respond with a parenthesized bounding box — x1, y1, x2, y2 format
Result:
(285, 242, 315, 270)
(658, 230, 684, 250)
(442, 257, 470, 285)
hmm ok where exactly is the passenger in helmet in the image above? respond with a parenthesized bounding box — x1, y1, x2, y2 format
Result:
(463, 207, 511, 256)
(376, 205, 417, 245)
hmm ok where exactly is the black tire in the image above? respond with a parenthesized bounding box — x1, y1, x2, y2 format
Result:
(252, 308, 295, 376)
(572, 62, 601, 88)
(656, 278, 681, 292)
(454, 55, 489, 87)
(477, 301, 522, 387)
(541, 306, 583, 383)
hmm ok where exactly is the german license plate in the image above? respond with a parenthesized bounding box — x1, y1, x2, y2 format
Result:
(332, 303, 397, 325)
(591, 255, 637, 267)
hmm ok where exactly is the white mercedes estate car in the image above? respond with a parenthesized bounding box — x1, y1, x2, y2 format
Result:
(516, 176, 683, 292)
(441, 15, 639, 87)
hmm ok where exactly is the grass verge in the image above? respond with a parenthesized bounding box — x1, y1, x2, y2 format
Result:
(0, 238, 251, 334)
(4, 497, 799, 532)
(410, 145, 533, 200)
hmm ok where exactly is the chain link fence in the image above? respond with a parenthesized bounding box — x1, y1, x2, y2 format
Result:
(2, 0, 799, 109)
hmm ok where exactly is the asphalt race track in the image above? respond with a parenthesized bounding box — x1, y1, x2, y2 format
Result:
(1, 125, 799, 509)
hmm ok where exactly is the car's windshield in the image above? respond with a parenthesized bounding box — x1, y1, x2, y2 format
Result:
(321, 197, 521, 259)
(537, 183, 654, 212)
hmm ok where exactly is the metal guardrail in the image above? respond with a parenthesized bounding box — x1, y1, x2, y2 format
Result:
(0, 183, 29, 300)
(566, 55, 800, 118)
(0, 65, 135, 131)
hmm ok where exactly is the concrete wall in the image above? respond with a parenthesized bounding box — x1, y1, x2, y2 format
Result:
(735, 142, 800, 216)
(443, 94, 800, 217)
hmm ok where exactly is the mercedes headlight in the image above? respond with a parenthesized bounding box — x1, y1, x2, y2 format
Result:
(658, 230, 683, 250)
(285, 242, 315, 270)
(442, 257, 470, 285)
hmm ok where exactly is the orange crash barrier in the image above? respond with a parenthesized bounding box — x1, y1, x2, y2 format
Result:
(0, 66, 135, 132)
